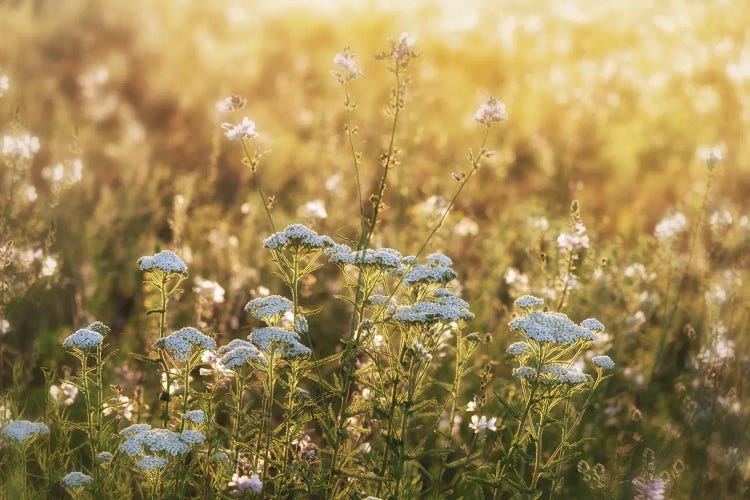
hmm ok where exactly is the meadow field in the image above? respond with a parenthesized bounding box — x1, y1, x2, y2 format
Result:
(1, 0, 749, 498)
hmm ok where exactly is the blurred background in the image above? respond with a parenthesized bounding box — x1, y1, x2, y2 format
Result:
(1, 0, 749, 496)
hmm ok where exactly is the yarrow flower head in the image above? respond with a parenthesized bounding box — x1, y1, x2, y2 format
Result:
(332, 50, 362, 81)
(2, 134, 40, 160)
(62, 472, 93, 490)
(581, 318, 605, 332)
(221, 117, 257, 141)
(155, 327, 216, 361)
(510, 311, 596, 345)
(216, 95, 247, 112)
(138, 250, 188, 275)
(327, 245, 403, 270)
(512, 366, 538, 379)
(0, 75, 8, 97)
(592, 355, 615, 370)
(49, 382, 79, 406)
(245, 295, 294, 323)
(229, 472, 262, 495)
(514, 295, 545, 309)
(135, 456, 168, 472)
(249, 327, 311, 359)
(263, 224, 334, 250)
(506, 341, 530, 356)
(218, 339, 266, 369)
(119, 426, 202, 457)
(62, 328, 104, 351)
(469, 415, 497, 434)
(474, 97, 508, 126)
(1, 420, 49, 443)
(95, 451, 114, 464)
(539, 364, 589, 385)
(182, 410, 206, 424)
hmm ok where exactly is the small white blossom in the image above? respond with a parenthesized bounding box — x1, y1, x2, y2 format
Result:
(102, 395, 134, 420)
(49, 382, 79, 406)
(654, 212, 687, 243)
(2, 134, 40, 159)
(0, 75, 8, 97)
(332, 51, 362, 80)
(469, 415, 497, 433)
(215, 95, 247, 112)
(221, 117, 257, 141)
(474, 97, 508, 125)
(229, 473, 262, 495)
(697, 144, 723, 169)
(299, 199, 328, 220)
(193, 278, 225, 304)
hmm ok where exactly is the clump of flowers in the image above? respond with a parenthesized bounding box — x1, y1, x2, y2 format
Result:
(155, 327, 216, 361)
(61, 471, 93, 490)
(1, 420, 49, 443)
(138, 250, 188, 275)
(62, 328, 104, 351)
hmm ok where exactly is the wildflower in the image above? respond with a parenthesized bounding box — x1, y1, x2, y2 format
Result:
(328, 245, 403, 270)
(510, 311, 595, 344)
(41, 256, 58, 277)
(179, 429, 205, 445)
(512, 366, 538, 379)
(592, 355, 615, 370)
(263, 224, 334, 250)
(1, 420, 49, 442)
(102, 395, 134, 420)
(87, 321, 111, 336)
(506, 341, 530, 356)
(332, 50, 363, 80)
(0, 75, 8, 97)
(2, 134, 40, 159)
(135, 456, 168, 472)
(229, 473, 263, 495)
(221, 117, 257, 141)
(49, 382, 79, 406)
(539, 364, 589, 385)
(469, 415, 497, 433)
(557, 222, 589, 252)
(218, 339, 266, 368)
(193, 278, 225, 303)
(161, 369, 190, 395)
(138, 249, 187, 275)
(299, 199, 328, 219)
(62, 328, 104, 351)
(182, 410, 206, 424)
(155, 327, 216, 361)
(654, 212, 686, 243)
(62, 472, 93, 489)
(119, 427, 198, 457)
(474, 97, 508, 126)
(216, 95, 247, 112)
(411, 339, 433, 362)
(393, 300, 473, 325)
(402, 264, 457, 287)
(709, 209, 733, 232)
(95, 451, 113, 464)
(697, 144, 723, 169)
(361, 442, 372, 453)
(632, 476, 666, 500)
(200, 349, 236, 378)
(514, 295, 544, 309)
(0, 318, 9, 337)
(244, 295, 293, 322)
(120, 423, 152, 437)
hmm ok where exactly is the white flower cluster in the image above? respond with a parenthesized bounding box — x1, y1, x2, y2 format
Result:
(155, 327, 216, 361)
(96, 451, 113, 464)
(1, 420, 49, 442)
(102, 395, 134, 420)
(512, 366, 538, 379)
(62, 472, 93, 489)
(709, 209, 733, 232)
(557, 222, 589, 252)
(509, 311, 597, 345)
(221, 117, 257, 141)
(244, 295, 294, 321)
(182, 410, 206, 424)
(474, 97, 508, 126)
(0, 75, 8, 97)
(2, 134, 40, 159)
(249, 327, 311, 359)
(135, 456, 168, 472)
(62, 328, 104, 351)
(333, 51, 363, 80)
(200, 350, 235, 378)
(539, 364, 589, 385)
(514, 295, 545, 309)
(403, 264, 457, 287)
(580, 318, 605, 332)
(218, 340, 265, 369)
(411, 339, 433, 362)
(299, 199, 328, 220)
(469, 415, 497, 433)
(592, 355, 615, 370)
(119, 425, 203, 457)
(264, 224, 334, 250)
(654, 212, 687, 243)
(506, 341, 530, 356)
(138, 250, 188, 275)
(193, 278, 225, 304)
(697, 144, 723, 169)
(49, 382, 79, 406)
(393, 297, 473, 325)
